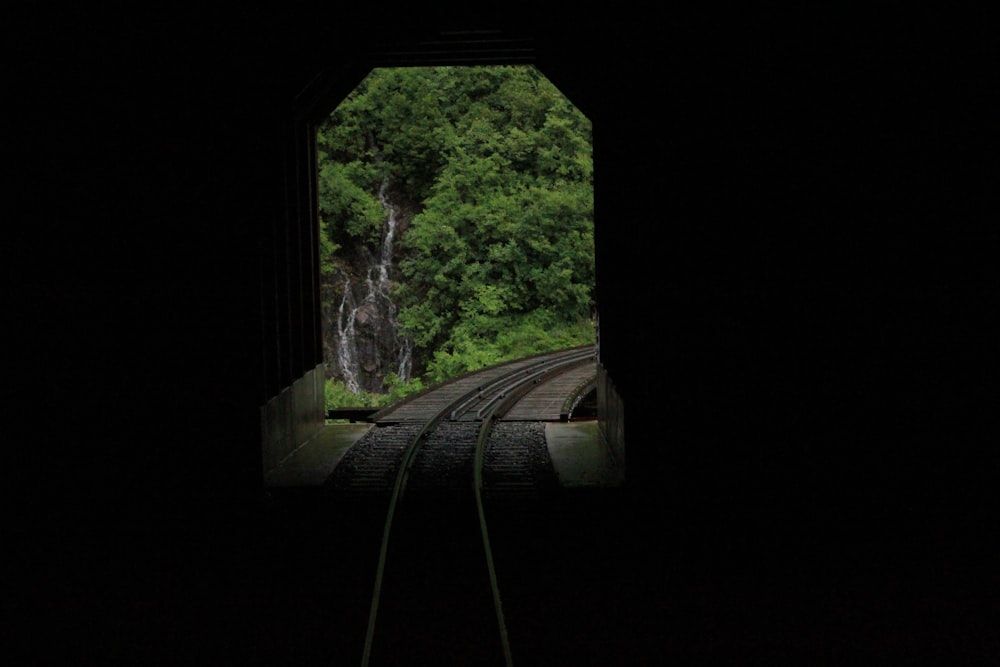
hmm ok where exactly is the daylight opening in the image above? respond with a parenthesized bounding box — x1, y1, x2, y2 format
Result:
(317, 65, 596, 416)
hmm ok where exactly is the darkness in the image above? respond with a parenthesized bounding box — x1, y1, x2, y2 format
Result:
(6, 3, 998, 664)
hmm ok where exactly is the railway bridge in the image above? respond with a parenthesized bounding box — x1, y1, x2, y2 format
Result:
(264, 346, 618, 493)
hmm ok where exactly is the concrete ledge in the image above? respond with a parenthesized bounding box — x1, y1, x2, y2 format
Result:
(264, 422, 372, 487)
(261, 365, 326, 473)
(545, 420, 624, 488)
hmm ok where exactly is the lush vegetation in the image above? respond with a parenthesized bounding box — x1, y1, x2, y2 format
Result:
(318, 66, 595, 409)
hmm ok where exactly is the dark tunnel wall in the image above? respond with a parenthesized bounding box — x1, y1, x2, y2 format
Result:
(7, 3, 999, 662)
(621, 12, 1000, 536)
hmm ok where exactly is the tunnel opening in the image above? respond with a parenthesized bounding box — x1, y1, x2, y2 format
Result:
(260, 27, 624, 491)
(316, 64, 596, 414)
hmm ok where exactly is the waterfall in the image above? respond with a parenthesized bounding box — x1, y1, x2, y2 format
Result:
(335, 274, 361, 394)
(375, 179, 413, 383)
(331, 176, 412, 393)
(377, 179, 395, 286)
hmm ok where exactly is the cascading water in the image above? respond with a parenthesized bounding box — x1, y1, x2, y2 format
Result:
(335, 275, 361, 394)
(375, 179, 413, 383)
(331, 177, 412, 394)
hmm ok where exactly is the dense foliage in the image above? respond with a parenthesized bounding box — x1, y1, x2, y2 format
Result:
(317, 66, 595, 409)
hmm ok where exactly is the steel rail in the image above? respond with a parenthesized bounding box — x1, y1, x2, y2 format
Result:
(473, 350, 595, 420)
(448, 347, 595, 421)
(474, 409, 513, 667)
(368, 344, 595, 424)
(359, 346, 596, 667)
(359, 390, 468, 667)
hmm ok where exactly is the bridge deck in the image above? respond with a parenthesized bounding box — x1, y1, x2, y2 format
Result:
(267, 353, 607, 488)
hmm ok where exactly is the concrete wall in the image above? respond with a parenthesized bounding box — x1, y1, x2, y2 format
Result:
(260, 364, 326, 475)
(596, 363, 625, 476)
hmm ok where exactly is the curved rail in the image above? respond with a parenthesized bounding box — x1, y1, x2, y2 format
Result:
(360, 346, 596, 667)
(367, 344, 596, 424)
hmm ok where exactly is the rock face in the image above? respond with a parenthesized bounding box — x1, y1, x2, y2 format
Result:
(322, 197, 414, 395)
(321, 265, 408, 394)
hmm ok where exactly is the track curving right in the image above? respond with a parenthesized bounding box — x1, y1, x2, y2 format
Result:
(328, 345, 596, 666)
(367, 345, 596, 425)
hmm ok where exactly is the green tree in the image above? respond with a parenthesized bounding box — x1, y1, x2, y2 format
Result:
(317, 65, 595, 399)
(396, 67, 594, 368)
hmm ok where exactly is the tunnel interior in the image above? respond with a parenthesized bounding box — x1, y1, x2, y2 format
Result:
(10, 4, 999, 663)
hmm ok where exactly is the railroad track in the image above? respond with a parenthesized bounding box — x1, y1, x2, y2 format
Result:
(327, 345, 597, 666)
(367, 345, 597, 425)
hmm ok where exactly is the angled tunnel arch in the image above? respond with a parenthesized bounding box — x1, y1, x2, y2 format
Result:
(259, 24, 625, 486)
